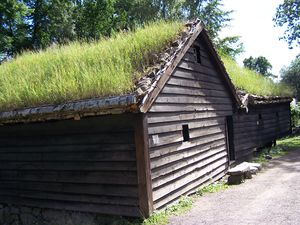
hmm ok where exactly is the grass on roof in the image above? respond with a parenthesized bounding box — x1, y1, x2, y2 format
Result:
(221, 54, 294, 97)
(0, 21, 183, 111)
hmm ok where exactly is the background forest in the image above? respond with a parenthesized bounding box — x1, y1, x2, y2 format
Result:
(0, 0, 242, 62)
(0, 0, 299, 99)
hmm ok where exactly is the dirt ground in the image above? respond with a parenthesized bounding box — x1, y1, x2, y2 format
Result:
(168, 149, 300, 225)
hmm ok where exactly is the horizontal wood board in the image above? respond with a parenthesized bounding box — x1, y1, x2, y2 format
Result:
(147, 35, 234, 209)
(0, 114, 140, 217)
(233, 103, 291, 162)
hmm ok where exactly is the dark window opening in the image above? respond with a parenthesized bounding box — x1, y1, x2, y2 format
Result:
(276, 112, 279, 117)
(258, 114, 262, 120)
(194, 46, 201, 64)
(182, 124, 190, 142)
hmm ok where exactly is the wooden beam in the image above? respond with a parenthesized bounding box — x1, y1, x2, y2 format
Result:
(0, 94, 137, 124)
(134, 114, 153, 217)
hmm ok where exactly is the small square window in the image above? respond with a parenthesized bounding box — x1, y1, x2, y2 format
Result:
(182, 124, 190, 142)
(193, 46, 201, 64)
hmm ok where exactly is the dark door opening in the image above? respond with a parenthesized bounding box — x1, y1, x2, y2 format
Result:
(226, 116, 235, 161)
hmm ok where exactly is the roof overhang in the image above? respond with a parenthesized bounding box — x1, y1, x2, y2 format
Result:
(0, 95, 137, 124)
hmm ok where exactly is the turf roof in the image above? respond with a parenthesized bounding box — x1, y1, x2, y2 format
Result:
(0, 21, 183, 111)
(221, 54, 293, 97)
(0, 21, 293, 112)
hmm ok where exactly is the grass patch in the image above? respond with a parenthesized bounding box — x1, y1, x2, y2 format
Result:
(197, 181, 228, 196)
(277, 135, 300, 151)
(130, 181, 227, 225)
(254, 135, 300, 163)
(254, 146, 287, 164)
(139, 196, 193, 225)
(0, 21, 183, 111)
(221, 54, 293, 97)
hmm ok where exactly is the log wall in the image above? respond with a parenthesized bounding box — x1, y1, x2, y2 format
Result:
(0, 114, 140, 217)
(147, 37, 234, 210)
(233, 103, 291, 162)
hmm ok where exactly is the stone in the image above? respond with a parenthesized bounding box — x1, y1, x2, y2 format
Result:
(32, 208, 41, 217)
(244, 171, 252, 179)
(21, 206, 32, 214)
(10, 206, 20, 214)
(265, 155, 272, 160)
(135, 87, 145, 96)
(228, 174, 244, 185)
(247, 162, 262, 171)
(148, 71, 156, 78)
(228, 163, 250, 176)
(21, 213, 36, 225)
(69, 212, 96, 225)
(171, 40, 180, 47)
(249, 166, 259, 174)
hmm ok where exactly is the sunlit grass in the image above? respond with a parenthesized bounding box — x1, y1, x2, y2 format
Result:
(254, 135, 300, 164)
(0, 21, 183, 111)
(221, 54, 293, 97)
(277, 135, 300, 151)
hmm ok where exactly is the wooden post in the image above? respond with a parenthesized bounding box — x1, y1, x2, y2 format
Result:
(134, 114, 153, 218)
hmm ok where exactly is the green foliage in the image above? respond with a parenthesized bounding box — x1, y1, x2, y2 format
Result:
(138, 181, 227, 225)
(277, 135, 300, 151)
(0, 21, 183, 110)
(183, 0, 231, 40)
(221, 54, 293, 96)
(216, 36, 244, 59)
(0, 0, 237, 61)
(197, 181, 228, 196)
(254, 146, 287, 164)
(26, 0, 51, 49)
(47, 0, 75, 44)
(243, 56, 273, 77)
(291, 104, 300, 127)
(140, 196, 193, 225)
(274, 0, 300, 48)
(281, 55, 300, 98)
(77, 0, 114, 40)
(254, 135, 300, 164)
(0, 0, 31, 61)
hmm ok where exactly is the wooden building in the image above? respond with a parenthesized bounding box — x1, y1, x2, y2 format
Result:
(0, 20, 291, 219)
(231, 94, 292, 162)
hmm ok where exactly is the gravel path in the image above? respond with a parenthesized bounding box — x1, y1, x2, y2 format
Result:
(168, 149, 300, 225)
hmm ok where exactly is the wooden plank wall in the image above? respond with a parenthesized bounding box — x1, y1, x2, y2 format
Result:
(147, 37, 234, 210)
(0, 114, 140, 217)
(233, 103, 291, 162)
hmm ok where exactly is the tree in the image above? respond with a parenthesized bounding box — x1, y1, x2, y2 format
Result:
(25, 0, 75, 49)
(243, 56, 273, 77)
(183, 0, 232, 40)
(281, 55, 300, 98)
(47, 0, 75, 44)
(78, 0, 114, 40)
(216, 36, 244, 59)
(0, 0, 239, 61)
(273, 0, 300, 48)
(0, 0, 30, 61)
(25, 0, 51, 49)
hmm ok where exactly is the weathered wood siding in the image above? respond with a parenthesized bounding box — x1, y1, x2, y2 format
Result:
(147, 37, 234, 209)
(233, 103, 291, 162)
(0, 114, 140, 217)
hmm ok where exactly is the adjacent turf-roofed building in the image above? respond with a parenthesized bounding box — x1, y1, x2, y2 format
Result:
(0, 19, 292, 220)
(231, 93, 292, 162)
